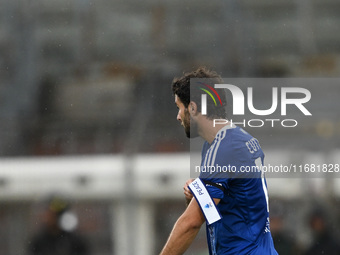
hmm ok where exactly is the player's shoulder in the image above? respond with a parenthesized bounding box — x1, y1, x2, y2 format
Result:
(225, 126, 263, 157)
(229, 125, 253, 140)
(218, 125, 252, 148)
(205, 124, 263, 158)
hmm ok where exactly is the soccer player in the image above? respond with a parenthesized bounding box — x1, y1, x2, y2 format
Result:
(159, 67, 278, 255)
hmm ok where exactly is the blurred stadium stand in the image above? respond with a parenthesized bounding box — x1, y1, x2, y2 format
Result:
(0, 0, 340, 254)
(0, 0, 340, 156)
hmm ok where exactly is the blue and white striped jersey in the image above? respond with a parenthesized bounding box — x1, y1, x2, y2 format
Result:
(198, 124, 278, 255)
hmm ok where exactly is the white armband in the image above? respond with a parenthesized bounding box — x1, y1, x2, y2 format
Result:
(188, 178, 222, 225)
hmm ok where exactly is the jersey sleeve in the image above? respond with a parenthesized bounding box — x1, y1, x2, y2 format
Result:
(198, 135, 232, 199)
(201, 178, 227, 199)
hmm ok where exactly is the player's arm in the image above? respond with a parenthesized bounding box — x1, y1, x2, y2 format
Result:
(160, 197, 220, 255)
(183, 179, 194, 206)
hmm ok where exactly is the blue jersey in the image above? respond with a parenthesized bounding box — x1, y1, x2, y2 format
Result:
(198, 124, 277, 255)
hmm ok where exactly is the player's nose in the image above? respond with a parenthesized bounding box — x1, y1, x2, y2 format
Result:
(176, 112, 181, 122)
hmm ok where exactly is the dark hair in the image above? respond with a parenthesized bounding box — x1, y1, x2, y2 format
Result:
(171, 67, 227, 119)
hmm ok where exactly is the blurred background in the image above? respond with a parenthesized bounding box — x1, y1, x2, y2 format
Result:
(0, 0, 340, 254)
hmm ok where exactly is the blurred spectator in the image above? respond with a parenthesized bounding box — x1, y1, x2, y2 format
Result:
(270, 202, 300, 255)
(28, 195, 90, 255)
(304, 208, 340, 255)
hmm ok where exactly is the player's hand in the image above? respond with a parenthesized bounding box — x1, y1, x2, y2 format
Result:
(183, 179, 195, 205)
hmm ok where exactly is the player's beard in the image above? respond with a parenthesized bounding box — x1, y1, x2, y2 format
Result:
(183, 109, 198, 138)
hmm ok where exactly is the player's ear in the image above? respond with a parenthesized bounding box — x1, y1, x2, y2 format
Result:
(188, 101, 198, 116)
